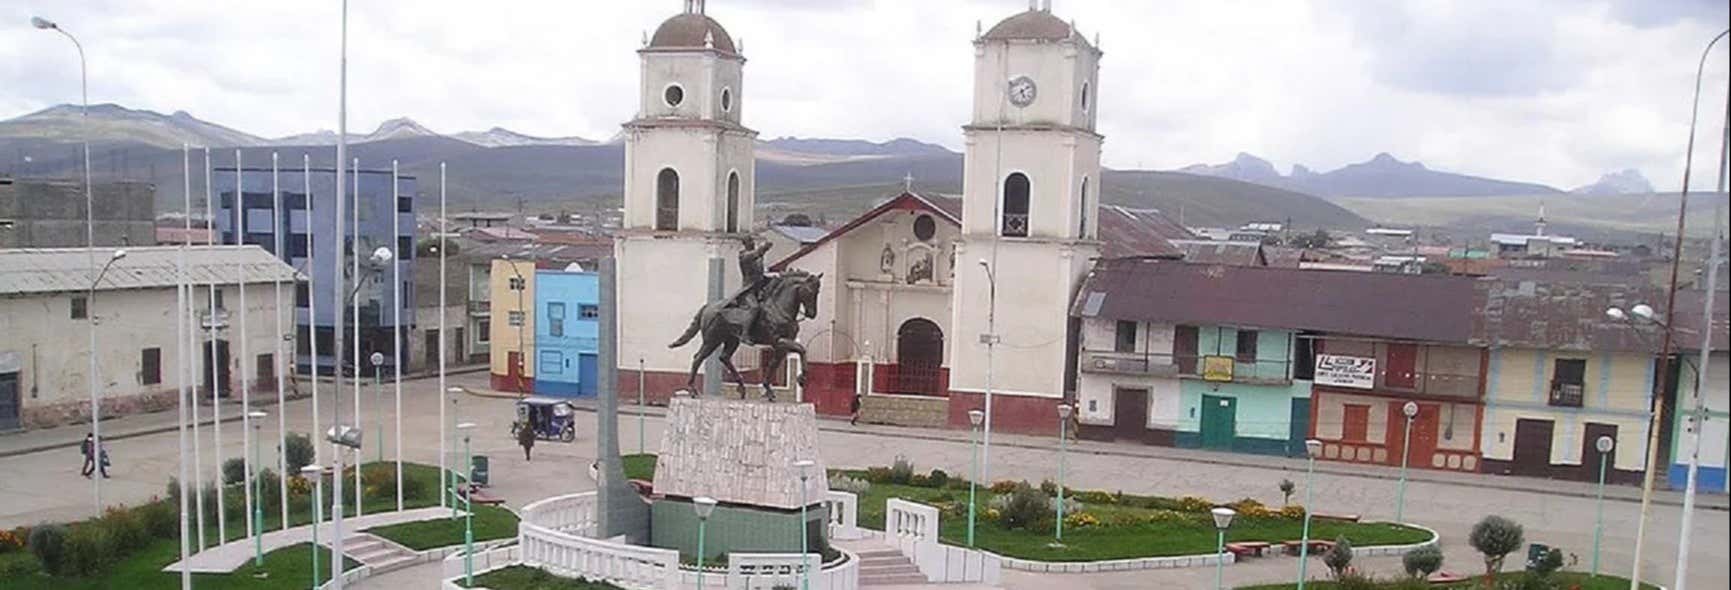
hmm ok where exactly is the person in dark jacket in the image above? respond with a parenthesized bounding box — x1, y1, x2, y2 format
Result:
(80, 433, 96, 478)
(517, 418, 536, 461)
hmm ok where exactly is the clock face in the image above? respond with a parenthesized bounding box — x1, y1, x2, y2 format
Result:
(1008, 76, 1037, 108)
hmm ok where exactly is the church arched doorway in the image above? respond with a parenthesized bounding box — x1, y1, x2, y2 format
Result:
(895, 318, 944, 396)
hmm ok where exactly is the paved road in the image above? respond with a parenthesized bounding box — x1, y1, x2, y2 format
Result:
(3, 372, 1725, 589)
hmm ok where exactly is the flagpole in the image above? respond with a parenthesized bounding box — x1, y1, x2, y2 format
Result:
(352, 156, 362, 517)
(438, 161, 448, 508)
(391, 159, 404, 511)
(235, 148, 255, 541)
(305, 154, 320, 472)
(273, 152, 290, 529)
(175, 143, 192, 589)
(206, 145, 225, 545)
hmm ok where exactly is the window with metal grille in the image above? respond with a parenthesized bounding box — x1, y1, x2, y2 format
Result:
(508, 311, 524, 327)
(71, 296, 88, 319)
(656, 168, 680, 231)
(141, 348, 161, 385)
(1235, 330, 1259, 362)
(1549, 358, 1586, 407)
(1001, 172, 1030, 237)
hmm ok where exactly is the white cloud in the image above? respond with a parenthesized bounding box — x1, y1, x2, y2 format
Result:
(4, 0, 1727, 190)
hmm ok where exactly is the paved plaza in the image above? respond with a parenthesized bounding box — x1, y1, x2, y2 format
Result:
(1, 372, 1725, 589)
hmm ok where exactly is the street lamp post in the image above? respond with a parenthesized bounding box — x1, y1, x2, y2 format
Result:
(966, 408, 985, 547)
(247, 410, 269, 570)
(447, 387, 464, 518)
(1591, 435, 1615, 577)
(1395, 401, 1419, 522)
(325, 424, 362, 590)
(1296, 439, 1322, 590)
(1054, 404, 1073, 546)
(82, 248, 125, 511)
(694, 496, 718, 590)
(794, 460, 815, 590)
(976, 260, 998, 482)
(301, 464, 325, 588)
(31, 14, 100, 514)
(457, 422, 476, 585)
(370, 352, 385, 464)
(1212, 507, 1237, 590)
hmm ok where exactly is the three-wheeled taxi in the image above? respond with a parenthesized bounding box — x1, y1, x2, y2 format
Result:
(510, 396, 578, 442)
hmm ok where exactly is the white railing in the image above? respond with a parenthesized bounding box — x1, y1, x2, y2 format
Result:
(885, 498, 939, 550)
(520, 521, 680, 590)
(521, 491, 600, 537)
(722, 552, 813, 590)
(441, 543, 521, 581)
(825, 491, 863, 540)
(881, 497, 998, 585)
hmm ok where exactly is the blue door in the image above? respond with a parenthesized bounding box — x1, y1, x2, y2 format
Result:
(578, 353, 599, 397)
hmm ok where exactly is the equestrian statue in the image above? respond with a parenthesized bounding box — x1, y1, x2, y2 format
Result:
(668, 236, 822, 401)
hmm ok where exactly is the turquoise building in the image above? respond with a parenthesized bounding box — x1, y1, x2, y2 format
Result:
(533, 269, 600, 397)
(1172, 326, 1312, 456)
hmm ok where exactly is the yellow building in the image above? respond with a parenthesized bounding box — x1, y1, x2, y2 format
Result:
(1476, 279, 1672, 484)
(489, 258, 537, 392)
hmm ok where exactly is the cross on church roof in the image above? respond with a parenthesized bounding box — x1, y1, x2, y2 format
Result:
(904, 172, 914, 192)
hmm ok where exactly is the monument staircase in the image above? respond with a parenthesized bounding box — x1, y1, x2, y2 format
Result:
(339, 532, 419, 574)
(853, 545, 927, 586)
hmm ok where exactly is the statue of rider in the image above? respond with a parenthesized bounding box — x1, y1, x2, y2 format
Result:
(732, 236, 774, 309)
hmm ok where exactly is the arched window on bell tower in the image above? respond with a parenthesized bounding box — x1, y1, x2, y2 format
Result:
(1077, 176, 1090, 238)
(656, 167, 680, 231)
(1001, 172, 1030, 237)
(725, 171, 740, 233)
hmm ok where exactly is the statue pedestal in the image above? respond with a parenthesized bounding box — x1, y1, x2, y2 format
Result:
(650, 396, 830, 557)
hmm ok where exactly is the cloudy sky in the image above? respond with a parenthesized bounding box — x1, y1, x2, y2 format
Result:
(3, 0, 1728, 190)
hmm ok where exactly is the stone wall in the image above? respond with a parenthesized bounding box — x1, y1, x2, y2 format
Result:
(858, 394, 948, 429)
(654, 397, 829, 510)
(23, 388, 177, 430)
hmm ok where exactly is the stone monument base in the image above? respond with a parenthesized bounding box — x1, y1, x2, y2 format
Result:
(650, 497, 827, 558)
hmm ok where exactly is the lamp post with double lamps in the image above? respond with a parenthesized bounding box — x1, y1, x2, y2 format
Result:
(976, 259, 999, 482)
(966, 408, 985, 547)
(1395, 401, 1419, 522)
(1296, 439, 1323, 590)
(1591, 435, 1615, 577)
(1212, 507, 1237, 590)
(694, 496, 718, 590)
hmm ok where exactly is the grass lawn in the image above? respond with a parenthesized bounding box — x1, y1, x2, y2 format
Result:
(623, 453, 657, 481)
(848, 478, 1428, 562)
(1238, 571, 1660, 590)
(1, 461, 458, 588)
(463, 565, 625, 589)
(366, 504, 521, 550)
(2, 540, 358, 590)
(194, 461, 457, 543)
(620, 455, 1429, 563)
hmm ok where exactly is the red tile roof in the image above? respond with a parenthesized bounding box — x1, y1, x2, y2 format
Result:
(770, 192, 960, 271)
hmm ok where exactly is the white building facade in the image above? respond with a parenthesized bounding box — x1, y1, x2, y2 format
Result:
(0, 246, 300, 430)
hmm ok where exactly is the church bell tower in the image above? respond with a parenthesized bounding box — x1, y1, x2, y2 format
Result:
(616, 0, 756, 400)
(948, 2, 1103, 434)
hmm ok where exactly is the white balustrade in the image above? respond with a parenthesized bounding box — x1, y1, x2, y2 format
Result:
(824, 490, 863, 540)
(520, 521, 680, 590)
(521, 491, 600, 537)
(885, 498, 939, 549)
(882, 497, 999, 585)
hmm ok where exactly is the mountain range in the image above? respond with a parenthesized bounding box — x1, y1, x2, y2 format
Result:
(1179, 152, 1650, 198)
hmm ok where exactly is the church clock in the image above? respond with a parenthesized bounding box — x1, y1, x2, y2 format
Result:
(1008, 75, 1037, 107)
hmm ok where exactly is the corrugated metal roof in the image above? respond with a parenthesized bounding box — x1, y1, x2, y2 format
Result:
(1098, 206, 1190, 259)
(768, 224, 829, 244)
(1171, 240, 1264, 266)
(1472, 277, 1666, 352)
(1071, 259, 1478, 343)
(0, 245, 301, 296)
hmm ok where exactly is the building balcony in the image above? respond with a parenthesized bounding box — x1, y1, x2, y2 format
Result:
(1080, 350, 1180, 377)
(1548, 381, 1584, 408)
(468, 300, 490, 316)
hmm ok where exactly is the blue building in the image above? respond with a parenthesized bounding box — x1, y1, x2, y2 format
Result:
(214, 164, 414, 374)
(532, 269, 600, 397)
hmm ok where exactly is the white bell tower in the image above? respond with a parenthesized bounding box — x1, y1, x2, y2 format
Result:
(616, 1, 756, 399)
(948, 3, 1103, 434)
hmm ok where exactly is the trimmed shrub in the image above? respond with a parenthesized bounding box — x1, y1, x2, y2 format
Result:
(926, 469, 949, 489)
(909, 473, 931, 488)
(254, 469, 283, 513)
(1074, 490, 1116, 505)
(828, 474, 870, 494)
(988, 480, 1019, 494)
(1402, 544, 1443, 578)
(1279, 478, 1296, 506)
(1468, 515, 1524, 580)
(63, 523, 117, 576)
(863, 467, 893, 484)
(27, 524, 68, 575)
(1063, 511, 1099, 529)
(1000, 481, 1052, 530)
(888, 456, 914, 485)
(284, 433, 315, 475)
(1039, 479, 1059, 497)
(1176, 495, 1213, 513)
(0, 527, 23, 552)
(1228, 498, 1273, 518)
(1323, 536, 1354, 579)
(1278, 505, 1307, 520)
(222, 458, 247, 486)
(1532, 547, 1564, 576)
(138, 500, 179, 540)
(98, 505, 149, 553)
(0, 551, 41, 577)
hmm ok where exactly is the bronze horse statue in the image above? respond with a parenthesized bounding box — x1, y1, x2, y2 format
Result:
(668, 269, 822, 401)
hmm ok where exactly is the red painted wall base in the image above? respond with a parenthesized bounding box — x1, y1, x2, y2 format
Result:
(946, 390, 1062, 436)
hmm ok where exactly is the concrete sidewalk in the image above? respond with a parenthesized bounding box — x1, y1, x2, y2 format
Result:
(451, 374, 1727, 512)
(163, 506, 460, 574)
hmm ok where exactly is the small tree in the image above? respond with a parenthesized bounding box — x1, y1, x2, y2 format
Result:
(1323, 536, 1354, 579)
(1468, 515, 1524, 583)
(1279, 478, 1296, 506)
(1402, 544, 1443, 578)
(222, 457, 247, 485)
(285, 433, 315, 475)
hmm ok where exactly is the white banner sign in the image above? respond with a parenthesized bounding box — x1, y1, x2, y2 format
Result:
(1315, 354, 1376, 389)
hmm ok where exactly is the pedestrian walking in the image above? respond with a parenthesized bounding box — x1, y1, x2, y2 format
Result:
(849, 391, 862, 426)
(518, 419, 536, 461)
(98, 446, 111, 479)
(80, 433, 95, 477)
